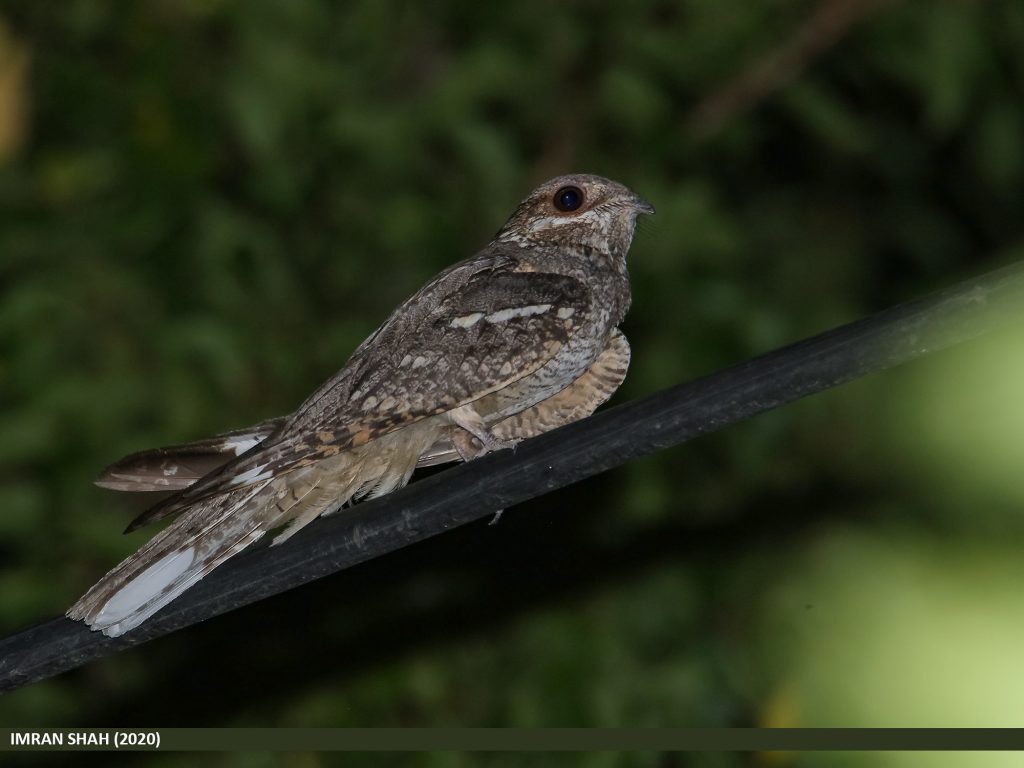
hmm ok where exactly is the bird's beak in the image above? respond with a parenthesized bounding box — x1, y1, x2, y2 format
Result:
(631, 195, 656, 216)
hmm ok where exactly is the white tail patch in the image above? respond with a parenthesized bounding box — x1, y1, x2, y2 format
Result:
(70, 479, 275, 636)
(485, 304, 552, 324)
(72, 420, 445, 636)
(92, 548, 195, 632)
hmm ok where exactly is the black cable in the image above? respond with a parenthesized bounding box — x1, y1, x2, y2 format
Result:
(2, 259, 1023, 694)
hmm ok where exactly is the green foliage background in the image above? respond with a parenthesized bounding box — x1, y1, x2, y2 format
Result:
(2, 0, 1024, 764)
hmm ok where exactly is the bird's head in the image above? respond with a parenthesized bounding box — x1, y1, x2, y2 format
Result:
(495, 174, 655, 256)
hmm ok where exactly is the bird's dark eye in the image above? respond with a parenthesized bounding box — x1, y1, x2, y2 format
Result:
(553, 186, 584, 212)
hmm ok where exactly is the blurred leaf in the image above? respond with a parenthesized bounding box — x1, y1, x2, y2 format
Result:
(0, 17, 29, 163)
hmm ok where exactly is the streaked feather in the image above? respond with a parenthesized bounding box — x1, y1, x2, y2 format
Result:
(95, 418, 285, 493)
(69, 419, 443, 636)
(419, 329, 630, 464)
(136, 267, 590, 525)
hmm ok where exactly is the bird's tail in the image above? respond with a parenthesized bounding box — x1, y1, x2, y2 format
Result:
(69, 422, 441, 637)
(67, 478, 280, 637)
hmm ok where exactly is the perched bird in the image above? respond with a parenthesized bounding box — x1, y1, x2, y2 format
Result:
(69, 173, 654, 637)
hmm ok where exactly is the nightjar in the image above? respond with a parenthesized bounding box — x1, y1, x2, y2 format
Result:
(69, 174, 654, 636)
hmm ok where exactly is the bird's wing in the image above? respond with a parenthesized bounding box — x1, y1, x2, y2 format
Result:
(137, 262, 591, 521)
(95, 417, 286, 493)
(416, 327, 630, 466)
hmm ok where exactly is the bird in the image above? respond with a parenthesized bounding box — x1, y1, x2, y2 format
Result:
(68, 173, 654, 637)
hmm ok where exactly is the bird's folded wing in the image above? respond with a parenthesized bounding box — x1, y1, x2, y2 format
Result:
(95, 418, 286, 493)
(135, 268, 591, 522)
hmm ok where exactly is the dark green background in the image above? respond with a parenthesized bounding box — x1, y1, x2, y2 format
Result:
(2, 0, 1024, 766)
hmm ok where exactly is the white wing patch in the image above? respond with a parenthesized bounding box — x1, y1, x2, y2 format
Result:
(485, 304, 552, 324)
(450, 312, 484, 328)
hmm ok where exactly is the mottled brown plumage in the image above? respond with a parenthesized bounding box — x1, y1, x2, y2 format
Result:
(69, 173, 653, 636)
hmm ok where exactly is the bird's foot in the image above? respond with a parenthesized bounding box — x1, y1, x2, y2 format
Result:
(451, 426, 519, 461)
(448, 406, 520, 460)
